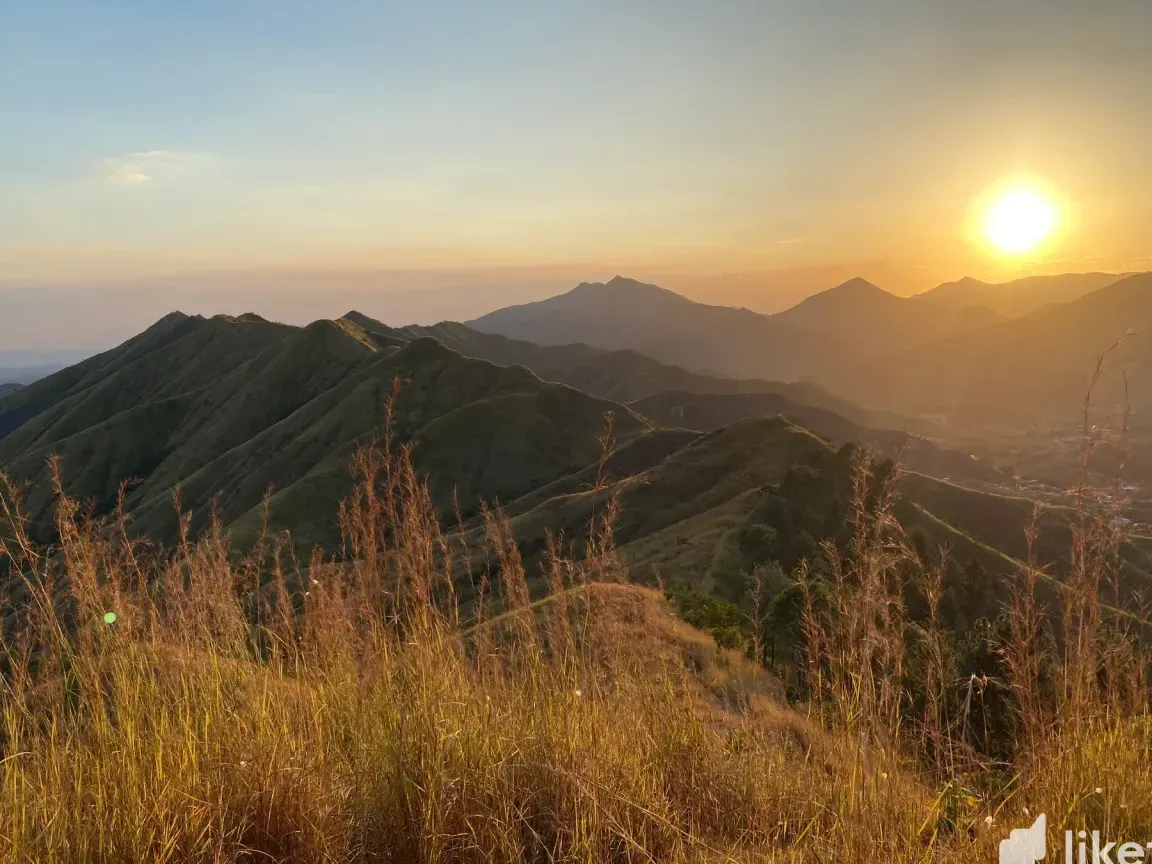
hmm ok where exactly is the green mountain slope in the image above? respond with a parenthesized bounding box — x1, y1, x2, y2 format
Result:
(0, 313, 646, 549)
(461, 415, 1058, 617)
(6, 311, 1148, 658)
(474, 417, 836, 590)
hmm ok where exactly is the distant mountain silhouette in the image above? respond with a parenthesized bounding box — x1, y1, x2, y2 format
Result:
(0, 364, 70, 386)
(824, 272, 1152, 426)
(915, 272, 1131, 318)
(0, 383, 21, 399)
(772, 277, 1004, 355)
(0, 348, 94, 367)
(467, 276, 845, 382)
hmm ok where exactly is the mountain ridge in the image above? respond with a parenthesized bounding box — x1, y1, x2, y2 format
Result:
(340, 311, 908, 429)
(468, 276, 850, 382)
(915, 271, 1132, 318)
(0, 314, 648, 551)
(773, 276, 1005, 355)
(820, 271, 1152, 426)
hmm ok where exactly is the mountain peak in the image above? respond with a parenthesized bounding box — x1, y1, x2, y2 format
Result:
(776, 278, 897, 320)
(342, 310, 378, 327)
(828, 277, 887, 296)
(570, 276, 680, 298)
(151, 310, 195, 327)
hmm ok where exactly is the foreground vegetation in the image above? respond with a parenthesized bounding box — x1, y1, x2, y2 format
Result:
(0, 424, 1149, 862)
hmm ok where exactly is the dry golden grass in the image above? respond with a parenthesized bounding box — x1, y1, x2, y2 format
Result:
(0, 422, 1148, 862)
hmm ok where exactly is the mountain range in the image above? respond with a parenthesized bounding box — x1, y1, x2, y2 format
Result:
(0, 348, 95, 388)
(469, 276, 845, 381)
(829, 272, 1152, 425)
(0, 313, 647, 551)
(469, 271, 1150, 429)
(343, 312, 901, 428)
(772, 277, 1005, 356)
(0, 306, 980, 550)
(4, 269, 1149, 617)
(915, 272, 1128, 318)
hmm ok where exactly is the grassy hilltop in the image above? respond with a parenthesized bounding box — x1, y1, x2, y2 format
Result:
(0, 431, 1149, 862)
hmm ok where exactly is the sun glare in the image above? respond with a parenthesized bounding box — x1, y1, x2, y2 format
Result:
(980, 182, 1060, 255)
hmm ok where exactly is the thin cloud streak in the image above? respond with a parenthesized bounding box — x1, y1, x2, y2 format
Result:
(102, 150, 222, 185)
(106, 170, 152, 184)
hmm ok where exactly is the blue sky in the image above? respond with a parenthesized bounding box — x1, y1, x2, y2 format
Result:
(2, 0, 1151, 316)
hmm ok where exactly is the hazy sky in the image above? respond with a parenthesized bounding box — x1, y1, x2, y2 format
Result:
(3, 0, 1152, 345)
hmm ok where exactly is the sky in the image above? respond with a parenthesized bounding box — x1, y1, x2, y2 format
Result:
(2, 0, 1152, 348)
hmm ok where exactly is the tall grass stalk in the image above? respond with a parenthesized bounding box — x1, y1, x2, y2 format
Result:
(0, 412, 1149, 861)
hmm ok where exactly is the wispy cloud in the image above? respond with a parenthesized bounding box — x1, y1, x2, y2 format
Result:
(103, 150, 222, 185)
(775, 237, 806, 245)
(107, 169, 153, 184)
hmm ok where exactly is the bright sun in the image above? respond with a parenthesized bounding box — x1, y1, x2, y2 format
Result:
(981, 183, 1060, 255)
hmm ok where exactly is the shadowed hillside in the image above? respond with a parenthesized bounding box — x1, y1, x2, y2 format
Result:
(627, 390, 1005, 484)
(468, 417, 834, 592)
(450, 413, 1139, 606)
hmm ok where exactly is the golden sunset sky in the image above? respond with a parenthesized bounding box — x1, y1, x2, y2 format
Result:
(2, 0, 1150, 345)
